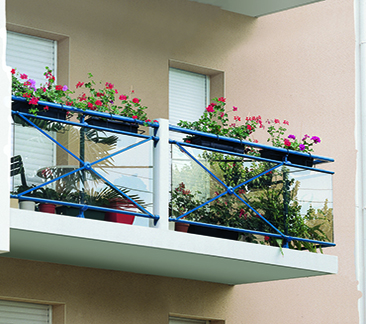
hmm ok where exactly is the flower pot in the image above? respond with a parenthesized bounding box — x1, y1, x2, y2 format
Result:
(260, 148, 314, 167)
(85, 116, 139, 133)
(188, 224, 239, 240)
(104, 198, 136, 224)
(56, 206, 105, 220)
(188, 135, 245, 153)
(19, 200, 35, 211)
(38, 203, 56, 214)
(175, 222, 190, 232)
(12, 100, 67, 121)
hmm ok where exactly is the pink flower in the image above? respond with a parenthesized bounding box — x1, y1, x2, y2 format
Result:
(115, 89, 118, 94)
(132, 98, 140, 104)
(87, 102, 94, 109)
(43, 106, 49, 111)
(284, 139, 291, 147)
(220, 113, 224, 118)
(132, 115, 138, 119)
(234, 116, 241, 121)
(29, 97, 39, 105)
(246, 125, 252, 131)
(145, 119, 151, 123)
(283, 120, 289, 125)
(95, 100, 102, 106)
(153, 120, 158, 123)
(105, 82, 114, 89)
(218, 97, 226, 102)
(264, 236, 270, 242)
(76, 82, 84, 88)
(11, 68, 15, 75)
(206, 105, 214, 113)
(55, 85, 63, 90)
(274, 119, 280, 124)
(119, 95, 127, 101)
(233, 106, 238, 111)
(62, 85, 68, 91)
(20, 74, 28, 80)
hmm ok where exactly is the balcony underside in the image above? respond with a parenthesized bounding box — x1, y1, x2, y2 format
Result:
(189, 0, 324, 17)
(2, 209, 337, 285)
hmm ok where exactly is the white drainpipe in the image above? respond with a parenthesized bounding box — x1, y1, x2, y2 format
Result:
(355, 0, 366, 322)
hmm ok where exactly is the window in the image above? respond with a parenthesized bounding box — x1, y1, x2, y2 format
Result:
(169, 67, 209, 127)
(169, 67, 211, 198)
(169, 317, 208, 324)
(7, 31, 57, 189)
(0, 299, 52, 323)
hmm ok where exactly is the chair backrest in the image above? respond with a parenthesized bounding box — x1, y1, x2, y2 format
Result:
(10, 155, 27, 187)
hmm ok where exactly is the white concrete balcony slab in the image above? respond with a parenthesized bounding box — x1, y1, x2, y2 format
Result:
(188, 0, 324, 17)
(3, 208, 338, 285)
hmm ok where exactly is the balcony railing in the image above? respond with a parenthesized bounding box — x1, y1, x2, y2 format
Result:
(10, 96, 335, 252)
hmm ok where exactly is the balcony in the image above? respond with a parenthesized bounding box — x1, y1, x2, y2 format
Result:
(187, 0, 325, 17)
(5, 96, 338, 285)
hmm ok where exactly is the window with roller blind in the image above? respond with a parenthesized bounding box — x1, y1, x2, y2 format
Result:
(0, 299, 52, 324)
(7, 31, 57, 189)
(169, 67, 211, 199)
(169, 67, 209, 129)
(169, 317, 209, 324)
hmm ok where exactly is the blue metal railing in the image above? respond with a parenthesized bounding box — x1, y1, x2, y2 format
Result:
(10, 96, 336, 249)
(169, 125, 335, 249)
(11, 96, 159, 223)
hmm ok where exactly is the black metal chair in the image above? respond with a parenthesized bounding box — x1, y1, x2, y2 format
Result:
(10, 155, 27, 187)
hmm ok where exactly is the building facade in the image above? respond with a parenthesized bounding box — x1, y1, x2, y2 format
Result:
(0, 0, 361, 323)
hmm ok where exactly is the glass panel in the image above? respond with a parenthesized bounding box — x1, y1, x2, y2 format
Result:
(11, 116, 154, 225)
(170, 143, 333, 248)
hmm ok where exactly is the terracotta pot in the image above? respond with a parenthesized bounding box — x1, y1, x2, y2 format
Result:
(175, 222, 190, 232)
(39, 203, 56, 214)
(105, 199, 136, 225)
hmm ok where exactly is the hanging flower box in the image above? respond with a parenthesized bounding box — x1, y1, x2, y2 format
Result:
(260, 148, 314, 167)
(12, 100, 67, 121)
(187, 224, 239, 240)
(187, 135, 246, 153)
(85, 116, 139, 133)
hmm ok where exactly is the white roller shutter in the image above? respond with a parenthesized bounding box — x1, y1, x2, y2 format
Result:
(6, 31, 57, 86)
(0, 300, 51, 324)
(169, 317, 208, 324)
(169, 68, 209, 127)
(7, 31, 57, 190)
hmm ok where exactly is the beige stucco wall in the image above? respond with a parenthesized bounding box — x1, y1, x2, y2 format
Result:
(3, 0, 359, 323)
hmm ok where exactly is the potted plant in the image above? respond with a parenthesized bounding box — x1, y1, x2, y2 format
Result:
(12, 184, 39, 211)
(103, 187, 146, 225)
(177, 97, 262, 153)
(35, 187, 60, 214)
(170, 182, 241, 239)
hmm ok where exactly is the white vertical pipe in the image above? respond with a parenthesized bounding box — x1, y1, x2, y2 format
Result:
(0, 0, 10, 253)
(153, 118, 170, 230)
(355, 0, 366, 322)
